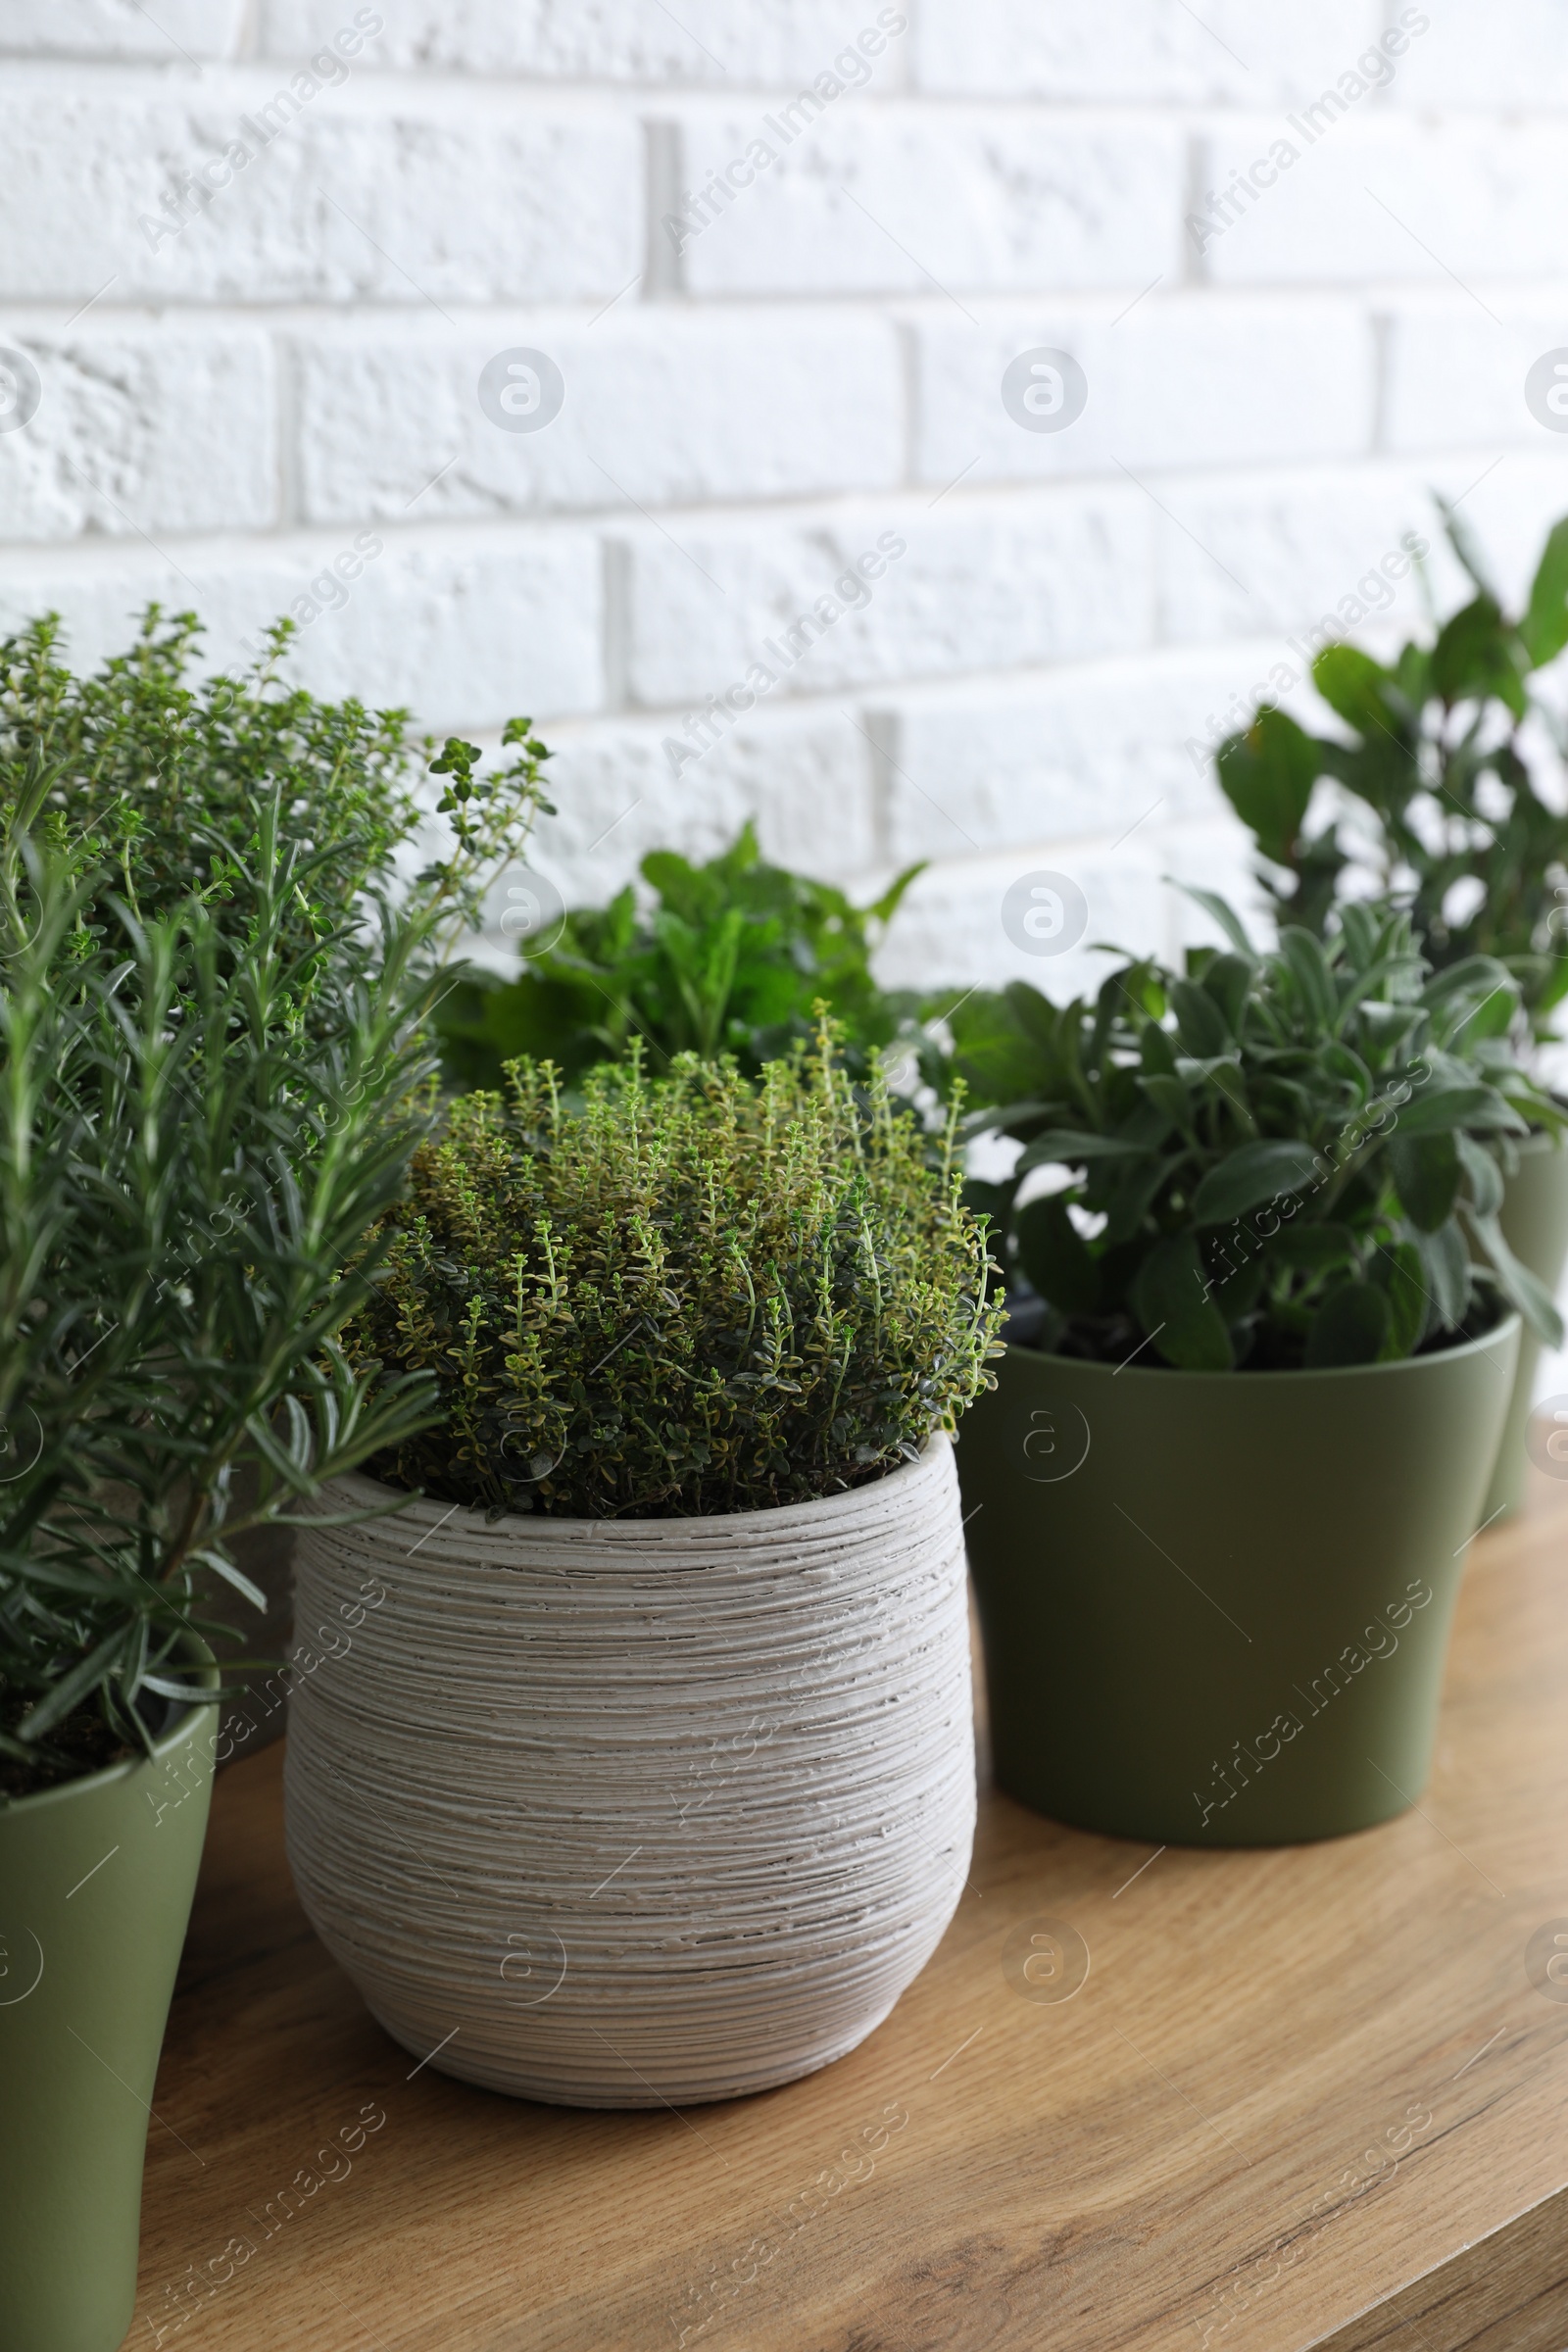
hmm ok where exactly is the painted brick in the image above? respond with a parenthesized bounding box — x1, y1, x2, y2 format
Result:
(1152, 466, 1440, 648)
(1199, 120, 1568, 288)
(1382, 301, 1568, 459)
(0, 527, 604, 731)
(0, 328, 275, 542)
(869, 835, 1174, 999)
(673, 108, 1182, 298)
(531, 704, 878, 906)
(0, 0, 246, 57)
(1387, 1, 1568, 109)
(617, 487, 1153, 710)
(1159, 816, 1266, 954)
(865, 648, 1277, 872)
(4, 1, 1564, 1017)
(873, 810, 1259, 996)
(0, 81, 639, 304)
(1431, 453, 1568, 610)
(912, 0, 1380, 104)
(259, 1, 911, 84)
(914, 297, 1374, 490)
(291, 313, 904, 523)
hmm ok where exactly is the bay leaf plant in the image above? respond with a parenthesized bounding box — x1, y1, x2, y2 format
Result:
(954, 895, 1564, 1372)
(434, 820, 923, 1091)
(1214, 503, 1568, 1031)
(342, 1032, 1004, 1519)
(0, 610, 554, 1793)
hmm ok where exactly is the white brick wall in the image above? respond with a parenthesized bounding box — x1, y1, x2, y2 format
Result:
(3, 0, 1568, 990)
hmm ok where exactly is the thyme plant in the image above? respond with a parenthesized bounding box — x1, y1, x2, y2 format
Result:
(345, 1038, 1004, 1518)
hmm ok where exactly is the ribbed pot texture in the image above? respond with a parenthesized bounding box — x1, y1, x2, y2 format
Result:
(957, 1318, 1519, 1847)
(0, 1657, 218, 2352)
(284, 1438, 974, 2108)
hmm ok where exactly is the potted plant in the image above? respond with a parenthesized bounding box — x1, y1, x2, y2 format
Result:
(1214, 504, 1568, 1512)
(949, 899, 1560, 1846)
(284, 1036, 1003, 2107)
(0, 612, 554, 2352)
(0, 608, 558, 1725)
(433, 817, 924, 1092)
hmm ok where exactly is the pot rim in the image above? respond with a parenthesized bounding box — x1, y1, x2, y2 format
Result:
(996, 1306, 1521, 1386)
(3, 1635, 219, 1817)
(316, 1428, 954, 1544)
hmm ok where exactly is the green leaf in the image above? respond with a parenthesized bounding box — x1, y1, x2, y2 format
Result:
(866, 860, 928, 925)
(1190, 1140, 1324, 1226)
(1102, 1153, 1179, 1247)
(1415, 1221, 1472, 1330)
(14, 1623, 132, 1741)
(1204, 1057, 1257, 1136)
(1209, 1245, 1267, 1321)
(1305, 1281, 1390, 1367)
(1131, 1233, 1234, 1371)
(1170, 978, 1231, 1058)
(1438, 495, 1500, 603)
(1115, 1097, 1177, 1152)
(1215, 711, 1323, 868)
(1012, 1196, 1100, 1316)
(1200, 952, 1253, 1038)
(1453, 1131, 1503, 1219)
(189, 1548, 269, 1613)
(1269, 1221, 1358, 1271)
(1312, 644, 1396, 737)
(1429, 594, 1527, 718)
(1139, 1073, 1191, 1129)
(1141, 1022, 1178, 1078)
(1471, 1212, 1566, 1347)
(1276, 927, 1338, 1028)
(1014, 1129, 1149, 1173)
(1521, 515, 1568, 668)
(1380, 1240, 1430, 1359)
(1396, 1082, 1496, 1136)
(1387, 1132, 1461, 1231)
(1176, 885, 1257, 959)
(1421, 954, 1516, 1008)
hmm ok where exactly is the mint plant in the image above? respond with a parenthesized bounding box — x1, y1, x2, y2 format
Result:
(435, 822, 922, 1089)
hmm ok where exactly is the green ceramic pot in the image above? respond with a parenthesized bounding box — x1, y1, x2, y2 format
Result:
(958, 1316, 1519, 1847)
(1482, 1126, 1568, 1520)
(0, 1653, 219, 2352)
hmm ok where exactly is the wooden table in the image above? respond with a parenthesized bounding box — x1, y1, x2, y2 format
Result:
(137, 1478, 1568, 2352)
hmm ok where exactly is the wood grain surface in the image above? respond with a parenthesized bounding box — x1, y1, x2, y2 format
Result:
(134, 1475, 1568, 2352)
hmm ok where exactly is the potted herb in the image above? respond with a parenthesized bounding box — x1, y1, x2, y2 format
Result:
(0, 613, 553, 2352)
(1214, 504, 1568, 1511)
(950, 900, 1560, 1845)
(0, 609, 557, 1719)
(285, 1038, 1002, 2107)
(433, 819, 923, 1090)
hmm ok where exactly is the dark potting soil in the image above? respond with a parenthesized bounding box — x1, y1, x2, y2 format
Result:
(1002, 1290, 1511, 1372)
(0, 1689, 175, 1801)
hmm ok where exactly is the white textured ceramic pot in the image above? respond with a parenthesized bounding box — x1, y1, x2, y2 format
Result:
(284, 1437, 974, 2109)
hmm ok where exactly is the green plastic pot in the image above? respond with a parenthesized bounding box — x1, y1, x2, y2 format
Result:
(1482, 1126, 1568, 1520)
(0, 1653, 219, 2352)
(957, 1316, 1519, 1847)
